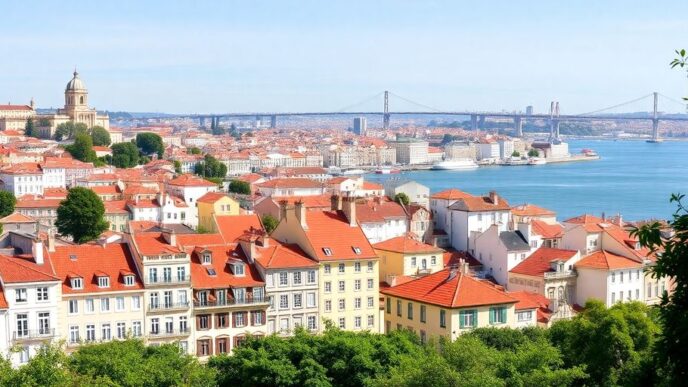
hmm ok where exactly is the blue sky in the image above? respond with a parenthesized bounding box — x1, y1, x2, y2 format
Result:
(1, 1, 687, 114)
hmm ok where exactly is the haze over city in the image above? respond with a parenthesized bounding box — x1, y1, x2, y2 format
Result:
(2, 0, 688, 114)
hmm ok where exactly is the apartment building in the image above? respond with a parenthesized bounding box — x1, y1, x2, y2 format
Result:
(373, 235, 445, 285)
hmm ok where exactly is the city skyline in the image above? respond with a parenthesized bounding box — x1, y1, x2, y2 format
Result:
(1, 1, 687, 114)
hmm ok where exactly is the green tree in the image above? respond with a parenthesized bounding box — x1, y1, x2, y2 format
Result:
(54, 121, 88, 141)
(528, 148, 539, 157)
(65, 133, 97, 162)
(56, 187, 108, 243)
(261, 214, 279, 233)
(39, 118, 51, 127)
(188, 147, 202, 155)
(394, 192, 410, 206)
(0, 191, 16, 218)
(440, 133, 454, 145)
(9, 344, 72, 386)
(90, 125, 111, 146)
(111, 142, 140, 168)
(632, 194, 688, 384)
(174, 160, 182, 174)
(194, 154, 227, 178)
(136, 132, 165, 158)
(24, 117, 35, 137)
(229, 180, 251, 195)
(511, 150, 520, 157)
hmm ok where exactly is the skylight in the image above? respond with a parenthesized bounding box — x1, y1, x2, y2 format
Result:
(323, 248, 332, 256)
(207, 268, 217, 276)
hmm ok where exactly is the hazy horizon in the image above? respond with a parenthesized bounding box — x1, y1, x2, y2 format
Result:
(2, 1, 687, 115)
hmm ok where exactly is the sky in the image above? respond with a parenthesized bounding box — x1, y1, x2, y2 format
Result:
(1, 1, 687, 114)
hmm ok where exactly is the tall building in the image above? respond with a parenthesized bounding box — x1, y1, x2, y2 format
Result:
(352, 117, 367, 136)
(525, 106, 534, 116)
(389, 138, 429, 165)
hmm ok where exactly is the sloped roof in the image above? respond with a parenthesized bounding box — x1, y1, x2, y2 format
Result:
(531, 220, 564, 239)
(511, 203, 556, 217)
(499, 231, 530, 251)
(381, 268, 517, 308)
(302, 210, 377, 261)
(575, 250, 642, 270)
(0, 254, 59, 283)
(215, 214, 263, 242)
(167, 174, 216, 187)
(510, 247, 578, 277)
(448, 194, 511, 212)
(254, 240, 318, 269)
(190, 245, 264, 289)
(373, 235, 443, 254)
(430, 188, 473, 200)
(0, 212, 36, 224)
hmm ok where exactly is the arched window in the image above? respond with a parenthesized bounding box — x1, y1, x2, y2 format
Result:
(80, 96, 84, 104)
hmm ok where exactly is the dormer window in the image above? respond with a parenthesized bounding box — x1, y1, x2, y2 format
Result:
(635, 242, 641, 250)
(233, 263, 245, 277)
(323, 248, 332, 256)
(71, 278, 83, 289)
(202, 253, 212, 265)
(124, 275, 135, 286)
(352, 247, 361, 255)
(97, 276, 110, 288)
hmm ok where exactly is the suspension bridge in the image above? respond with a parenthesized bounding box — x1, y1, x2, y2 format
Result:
(147, 91, 688, 141)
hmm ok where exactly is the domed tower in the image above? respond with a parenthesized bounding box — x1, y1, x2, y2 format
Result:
(64, 69, 88, 109)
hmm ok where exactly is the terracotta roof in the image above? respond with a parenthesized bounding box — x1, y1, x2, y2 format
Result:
(257, 178, 323, 189)
(267, 195, 332, 209)
(215, 214, 263, 242)
(104, 200, 129, 215)
(509, 247, 578, 277)
(49, 242, 143, 294)
(511, 204, 556, 217)
(442, 250, 482, 267)
(381, 268, 517, 308)
(0, 254, 58, 283)
(430, 188, 473, 200)
(254, 240, 318, 269)
(1, 162, 42, 175)
(531, 220, 564, 239)
(235, 173, 264, 183)
(197, 192, 230, 204)
(302, 210, 377, 261)
(0, 287, 7, 309)
(176, 233, 226, 249)
(575, 250, 642, 270)
(91, 185, 122, 195)
(43, 188, 69, 199)
(0, 212, 36, 223)
(362, 182, 383, 190)
(190, 245, 264, 289)
(167, 174, 217, 187)
(448, 194, 511, 212)
(373, 235, 443, 254)
(508, 291, 549, 310)
(132, 232, 184, 255)
(16, 197, 62, 208)
(356, 200, 407, 223)
(0, 105, 32, 111)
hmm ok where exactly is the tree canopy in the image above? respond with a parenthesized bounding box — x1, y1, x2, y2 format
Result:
(54, 121, 88, 141)
(394, 192, 410, 206)
(65, 133, 97, 163)
(0, 191, 16, 219)
(528, 148, 540, 157)
(136, 132, 165, 159)
(90, 125, 111, 146)
(194, 154, 227, 178)
(56, 187, 108, 243)
(228, 180, 251, 195)
(261, 214, 279, 233)
(24, 118, 37, 138)
(111, 142, 140, 168)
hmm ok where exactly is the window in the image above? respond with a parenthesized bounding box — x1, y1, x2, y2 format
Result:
(307, 316, 317, 330)
(431, 256, 437, 265)
(124, 275, 135, 286)
(324, 264, 331, 274)
(307, 270, 316, 284)
(202, 254, 211, 264)
(71, 278, 83, 289)
(101, 323, 111, 341)
(396, 300, 402, 316)
(620, 271, 624, 283)
(279, 295, 289, 309)
(407, 302, 413, 320)
(279, 272, 288, 286)
(517, 310, 532, 322)
(612, 292, 616, 303)
(307, 292, 316, 308)
(165, 317, 174, 333)
(235, 312, 246, 327)
(354, 262, 361, 272)
(37, 287, 48, 301)
(116, 297, 125, 312)
(98, 276, 110, 288)
(354, 316, 362, 328)
(338, 263, 345, 273)
(420, 305, 427, 323)
(354, 279, 361, 291)
(489, 307, 507, 325)
(338, 280, 345, 292)
(16, 313, 28, 337)
(293, 272, 302, 285)
(19, 346, 29, 364)
(177, 266, 186, 281)
(132, 296, 141, 310)
(253, 311, 263, 325)
(100, 298, 110, 312)
(132, 321, 142, 337)
(15, 288, 27, 303)
(198, 315, 210, 330)
(234, 263, 245, 276)
(411, 257, 417, 267)
(323, 248, 333, 256)
(440, 310, 447, 328)
(324, 281, 332, 293)
(294, 293, 302, 308)
(117, 322, 126, 339)
(86, 324, 96, 341)
(367, 296, 374, 308)
(338, 298, 346, 311)
(367, 261, 373, 272)
(367, 315, 374, 327)
(338, 317, 346, 329)
(353, 247, 362, 255)
(367, 278, 374, 289)
(198, 339, 210, 356)
(86, 298, 95, 313)
(354, 297, 361, 309)
(325, 300, 332, 312)
(69, 299, 79, 314)
(69, 325, 80, 343)
(179, 316, 188, 332)
(163, 291, 173, 308)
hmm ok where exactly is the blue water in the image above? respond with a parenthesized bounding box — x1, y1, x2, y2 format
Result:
(368, 140, 688, 221)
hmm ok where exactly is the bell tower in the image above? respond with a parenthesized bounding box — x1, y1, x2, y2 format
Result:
(64, 69, 88, 111)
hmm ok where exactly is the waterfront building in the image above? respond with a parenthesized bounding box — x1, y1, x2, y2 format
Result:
(446, 190, 511, 252)
(256, 178, 325, 197)
(476, 140, 500, 160)
(352, 198, 408, 244)
(373, 235, 444, 285)
(383, 180, 430, 209)
(429, 188, 473, 234)
(444, 141, 477, 160)
(389, 138, 429, 165)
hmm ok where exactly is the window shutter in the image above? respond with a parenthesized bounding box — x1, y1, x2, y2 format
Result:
(215, 314, 220, 328)
(232, 313, 237, 328)
(500, 307, 507, 323)
(250, 311, 255, 326)
(472, 310, 478, 327)
(209, 339, 214, 356)
(489, 308, 494, 324)
(196, 316, 201, 330)
(196, 340, 202, 356)
(261, 311, 266, 325)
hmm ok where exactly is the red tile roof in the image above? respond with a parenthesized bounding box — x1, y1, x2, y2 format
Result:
(176, 233, 226, 249)
(0, 288, 7, 309)
(215, 214, 263, 242)
(373, 235, 443, 254)
(508, 290, 549, 310)
(257, 178, 323, 189)
(448, 194, 511, 212)
(302, 210, 377, 261)
(381, 269, 517, 308)
(104, 200, 130, 215)
(0, 212, 36, 223)
(442, 250, 482, 268)
(511, 204, 556, 217)
(197, 192, 230, 204)
(531, 220, 564, 239)
(1, 162, 42, 175)
(167, 174, 217, 187)
(430, 188, 473, 200)
(254, 240, 318, 269)
(575, 250, 642, 270)
(132, 232, 184, 255)
(509, 247, 578, 277)
(49, 243, 143, 294)
(0, 105, 32, 111)
(0, 254, 58, 283)
(190, 245, 264, 289)
(356, 200, 407, 223)
(16, 197, 62, 209)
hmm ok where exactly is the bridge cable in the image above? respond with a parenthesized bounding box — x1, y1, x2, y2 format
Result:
(334, 91, 385, 113)
(575, 93, 654, 116)
(657, 93, 687, 106)
(387, 92, 444, 112)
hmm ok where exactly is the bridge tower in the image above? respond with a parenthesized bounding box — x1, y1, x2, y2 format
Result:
(651, 92, 660, 141)
(270, 115, 277, 129)
(514, 116, 523, 137)
(200, 117, 206, 128)
(470, 114, 478, 130)
(383, 90, 390, 130)
(549, 101, 560, 141)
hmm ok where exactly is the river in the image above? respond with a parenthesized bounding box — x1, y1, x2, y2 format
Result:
(367, 140, 688, 221)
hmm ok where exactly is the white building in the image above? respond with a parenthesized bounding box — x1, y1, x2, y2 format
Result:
(474, 225, 533, 285)
(446, 191, 512, 252)
(384, 180, 430, 209)
(165, 174, 218, 228)
(0, 163, 44, 196)
(390, 138, 429, 165)
(476, 141, 500, 160)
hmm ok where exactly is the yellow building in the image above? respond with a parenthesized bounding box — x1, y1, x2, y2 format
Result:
(271, 198, 380, 333)
(381, 266, 518, 342)
(197, 192, 240, 232)
(373, 235, 445, 285)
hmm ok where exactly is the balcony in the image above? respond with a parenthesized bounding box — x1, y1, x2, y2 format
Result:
(147, 328, 191, 338)
(193, 296, 269, 309)
(13, 329, 56, 342)
(148, 302, 191, 313)
(544, 270, 577, 280)
(144, 276, 191, 287)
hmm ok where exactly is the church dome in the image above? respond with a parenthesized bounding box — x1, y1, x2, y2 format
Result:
(65, 70, 86, 91)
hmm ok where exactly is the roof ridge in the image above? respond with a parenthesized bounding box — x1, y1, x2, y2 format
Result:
(0, 254, 59, 280)
(451, 272, 464, 307)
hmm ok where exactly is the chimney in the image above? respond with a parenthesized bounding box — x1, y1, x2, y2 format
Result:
(342, 196, 357, 227)
(47, 228, 55, 253)
(162, 228, 176, 246)
(488, 191, 499, 205)
(239, 237, 257, 264)
(295, 200, 307, 229)
(330, 195, 342, 211)
(517, 222, 531, 242)
(32, 238, 44, 265)
(278, 200, 288, 221)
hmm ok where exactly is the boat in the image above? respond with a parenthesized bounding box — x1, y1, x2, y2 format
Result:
(341, 169, 367, 176)
(504, 157, 528, 166)
(375, 167, 401, 174)
(646, 139, 664, 143)
(431, 159, 479, 171)
(528, 157, 547, 165)
(581, 148, 598, 157)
